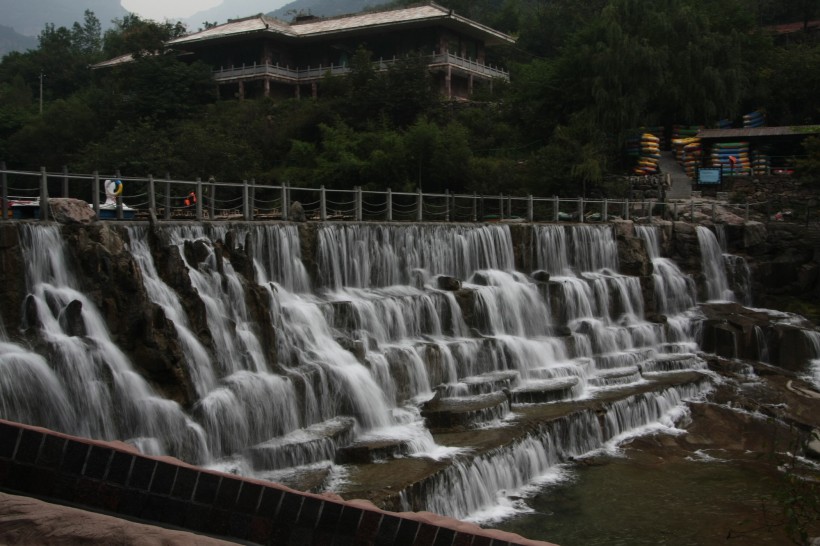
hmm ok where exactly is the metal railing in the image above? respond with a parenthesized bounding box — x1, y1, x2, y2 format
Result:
(212, 51, 509, 84)
(0, 164, 813, 226)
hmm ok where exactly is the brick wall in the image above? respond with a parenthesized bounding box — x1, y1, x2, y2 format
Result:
(0, 420, 547, 546)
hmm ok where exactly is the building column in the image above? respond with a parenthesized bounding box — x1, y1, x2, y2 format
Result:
(468, 74, 474, 96)
(311, 82, 318, 98)
(264, 78, 270, 97)
(446, 65, 452, 99)
(238, 81, 245, 100)
(295, 85, 300, 99)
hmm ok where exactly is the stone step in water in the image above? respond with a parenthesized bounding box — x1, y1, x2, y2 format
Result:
(421, 391, 511, 431)
(259, 462, 335, 494)
(642, 353, 706, 373)
(588, 366, 643, 387)
(439, 370, 520, 397)
(335, 438, 416, 464)
(509, 376, 580, 404)
(658, 341, 700, 354)
(594, 349, 655, 370)
(526, 362, 589, 381)
(336, 372, 711, 514)
(245, 417, 356, 471)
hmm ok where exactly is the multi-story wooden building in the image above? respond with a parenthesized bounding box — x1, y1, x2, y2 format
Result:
(165, 2, 514, 100)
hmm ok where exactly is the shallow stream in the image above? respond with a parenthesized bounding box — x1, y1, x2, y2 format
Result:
(495, 447, 794, 545)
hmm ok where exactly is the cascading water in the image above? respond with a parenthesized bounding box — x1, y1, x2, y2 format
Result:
(13, 224, 210, 462)
(0, 220, 719, 523)
(636, 225, 697, 315)
(696, 226, 736, 302)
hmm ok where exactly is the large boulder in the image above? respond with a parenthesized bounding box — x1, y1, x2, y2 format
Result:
(49, 198, 96, 224)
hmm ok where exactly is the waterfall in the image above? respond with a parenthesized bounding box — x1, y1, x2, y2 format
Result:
(127, 226, 217, 397)
(805, 331, 820, 390)
(0, 221, 728, 523)
(316, 224, 515, 290)
(696, 226, 735, 302)
(635, 226, 696, 315)
(16, 224, 209, 462)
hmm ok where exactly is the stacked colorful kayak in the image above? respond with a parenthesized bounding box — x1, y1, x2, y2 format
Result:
(752, 151, 771, 175)
(710, 142, 751, 175)
(634, 132, 661, 175)
(671, 125, 701, 142)
(743, 110, 766, 128)
(672, 137, 702, 179)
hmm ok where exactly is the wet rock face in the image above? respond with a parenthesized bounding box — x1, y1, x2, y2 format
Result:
(62, 224, 195, 407)
(0, 225, 26, 336)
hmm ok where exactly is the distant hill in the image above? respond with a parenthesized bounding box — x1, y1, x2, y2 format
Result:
(183, 0, 393, 30)
(0, 25, 38, 58)
(0, 0, 127, 37)
(270, 0, 393, 20)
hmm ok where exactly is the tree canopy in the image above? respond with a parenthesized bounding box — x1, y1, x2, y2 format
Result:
(0, 2, 818, 194)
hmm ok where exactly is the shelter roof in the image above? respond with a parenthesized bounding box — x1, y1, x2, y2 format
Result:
(169, 3, 515, 47)
(697, 126, 820, 139)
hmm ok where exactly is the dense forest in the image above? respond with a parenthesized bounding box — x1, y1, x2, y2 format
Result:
(0, 0, 819, 197)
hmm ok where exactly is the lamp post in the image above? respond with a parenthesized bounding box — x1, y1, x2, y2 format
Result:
(39, 71, 44, 115)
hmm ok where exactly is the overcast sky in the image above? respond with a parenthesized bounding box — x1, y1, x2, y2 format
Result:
(120, 0, 224, 20)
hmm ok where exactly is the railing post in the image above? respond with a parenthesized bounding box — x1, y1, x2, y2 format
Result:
(602, 199, 608, 222)
(691, 199, 695, 221)
(208, 180, 215, 220)
(196, 177, 203, 221)
(578, 197, 584, 223)
(553, 196, 559, 222)
(386, 188, 392, 222)
(417, 187, 423, 222)
(625, 198, 630, 221)
(445, 189, 450, 222)
(1, 162, 7, 221)
(148, 175, 156, 217)
(62, 165, 69, 197)
(472, 192, 477, 222)
(92, 171, 100, 217)
(527, 195, 534, 222)
(499, 194, 504, 220)
(745, 202, 749, 222)
(507, 195, 512, 218)
(356, 186, 363, 221)
(673, 201, 678, 220)
(243, 180, 250, 221)
(479, 194, 484, 220)
(164, 173, 171, 220)
(320, 185, 327, 221)
(281, 181, 288, 221)
(39, 167, 49, 221)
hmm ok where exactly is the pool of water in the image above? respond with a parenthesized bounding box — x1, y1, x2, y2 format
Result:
(494, 449, 797, 546)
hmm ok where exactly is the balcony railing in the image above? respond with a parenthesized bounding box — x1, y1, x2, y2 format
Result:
(212, 52, 509, 84)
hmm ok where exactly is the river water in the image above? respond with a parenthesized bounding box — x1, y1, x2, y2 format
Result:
(495, 443, 793, 545)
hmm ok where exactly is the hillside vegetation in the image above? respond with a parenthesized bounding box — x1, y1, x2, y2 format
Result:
(0, 0, 819, 197)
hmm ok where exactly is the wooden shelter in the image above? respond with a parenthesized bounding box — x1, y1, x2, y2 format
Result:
(164, 3, 515, 100)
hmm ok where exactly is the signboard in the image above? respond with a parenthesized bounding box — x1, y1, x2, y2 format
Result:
(698, 167, 722, 185)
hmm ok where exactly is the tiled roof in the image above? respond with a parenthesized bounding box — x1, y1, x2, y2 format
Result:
(697, 126, 820, 139)
(169, 3, 514, 47)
